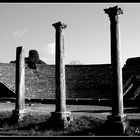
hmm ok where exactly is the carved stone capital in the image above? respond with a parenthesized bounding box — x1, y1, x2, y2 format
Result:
(52, 21, 67, 31)
(104, 5, 123, 19)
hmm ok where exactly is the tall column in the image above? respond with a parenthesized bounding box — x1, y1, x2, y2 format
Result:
(12, 46, 26, 120)
(103, 6, 127, 134)
(50, 21, 72, 129)
(54, 21, 67, 113)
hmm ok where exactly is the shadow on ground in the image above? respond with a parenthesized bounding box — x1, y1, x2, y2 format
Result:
(0, 105, 140, 136)
(0, 111, 105, 136)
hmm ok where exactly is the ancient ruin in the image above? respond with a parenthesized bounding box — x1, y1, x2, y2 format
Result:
(0, 5, 139, 136)
(104, 6, 127, 134)
(12, 46, 26, 120)
(50, 21, 72, 129)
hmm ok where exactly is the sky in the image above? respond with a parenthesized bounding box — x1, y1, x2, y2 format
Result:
(0, 3, 140, 66)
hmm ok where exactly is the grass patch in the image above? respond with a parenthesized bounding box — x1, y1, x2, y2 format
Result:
(0, 110, 105, 136)
(0, 105, 139, 136)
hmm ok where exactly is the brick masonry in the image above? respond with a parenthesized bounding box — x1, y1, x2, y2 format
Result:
(0, 63, 135, 100)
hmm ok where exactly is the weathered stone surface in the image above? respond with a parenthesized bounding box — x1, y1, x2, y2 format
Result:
(53, 21, 67, 113)
(50, 21, 72, 129)
(96, 114, 128, 136)
(13, 46, 26, 120)
(104, 5, 127, 134)
(50, 112, 72, 129)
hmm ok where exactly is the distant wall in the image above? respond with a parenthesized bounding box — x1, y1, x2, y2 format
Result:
(0, 63, 135, 100)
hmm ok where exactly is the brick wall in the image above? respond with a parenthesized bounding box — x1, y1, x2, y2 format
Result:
(0, 63, 114, 99)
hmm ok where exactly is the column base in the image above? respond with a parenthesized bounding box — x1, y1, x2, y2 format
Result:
(49, 111, 72, 129)
(96, 114, 128, 136)
(12, 109, 28, 122)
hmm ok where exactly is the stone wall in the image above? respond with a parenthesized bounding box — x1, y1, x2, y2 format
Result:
(0, 63, 129, 100)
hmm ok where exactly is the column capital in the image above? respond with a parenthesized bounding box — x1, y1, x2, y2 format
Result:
(104, 5, 123, 19)
(52, 21, 67, 31)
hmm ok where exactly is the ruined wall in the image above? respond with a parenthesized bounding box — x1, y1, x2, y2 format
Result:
(0, 63, 113, 99)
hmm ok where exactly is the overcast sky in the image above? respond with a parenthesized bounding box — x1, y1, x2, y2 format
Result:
(0, 3, 139, 66)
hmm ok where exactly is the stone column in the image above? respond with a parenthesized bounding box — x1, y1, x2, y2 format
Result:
(50, 21, 72, 129)
(104, 6, 127, 134)
(12, 46, 26, 120)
